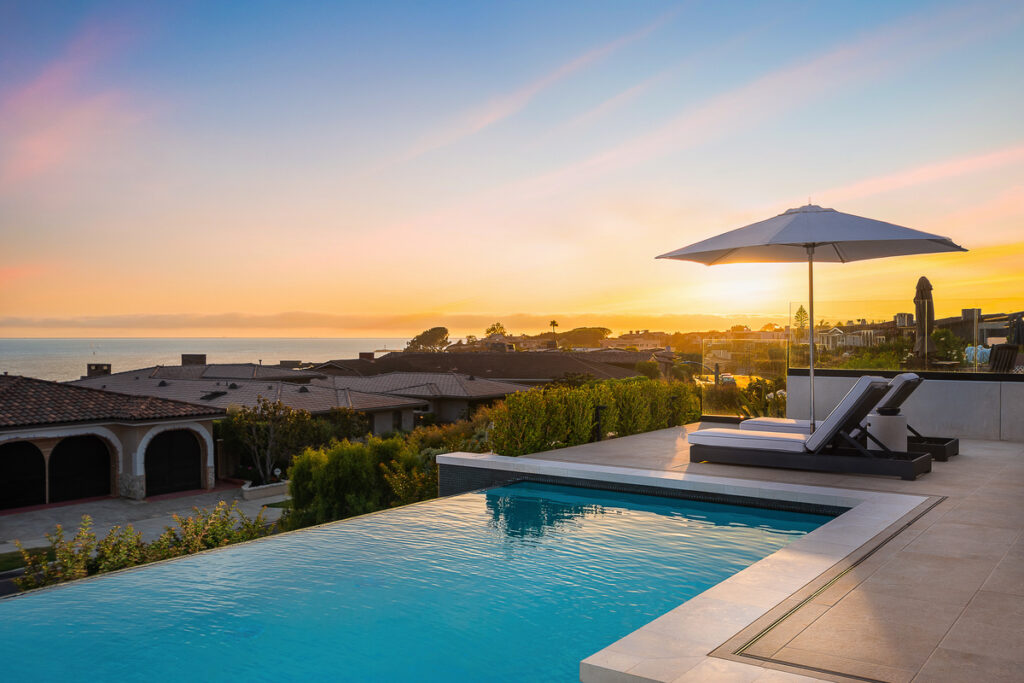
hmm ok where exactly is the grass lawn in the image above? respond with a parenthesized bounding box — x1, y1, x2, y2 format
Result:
(0, 547, 54, 573)
(265, 499, 291, 509)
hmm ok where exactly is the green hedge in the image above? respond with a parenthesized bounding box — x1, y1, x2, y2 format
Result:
(488, 379, 699, 456)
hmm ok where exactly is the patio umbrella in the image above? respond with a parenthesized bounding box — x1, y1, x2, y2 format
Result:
(657, 204, 966, 432)
(913, 276, 936, 359)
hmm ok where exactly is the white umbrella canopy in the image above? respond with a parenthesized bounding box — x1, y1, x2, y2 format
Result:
(657, 204, 967, 431)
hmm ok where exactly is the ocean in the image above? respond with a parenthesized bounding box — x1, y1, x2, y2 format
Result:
(0, 338, 410, 382)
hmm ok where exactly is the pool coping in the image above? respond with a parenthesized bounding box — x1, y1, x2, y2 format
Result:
(437, 452, 935, 683)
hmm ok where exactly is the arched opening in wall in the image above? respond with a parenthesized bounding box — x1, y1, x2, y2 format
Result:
(0, 441, 46, 510)
(49, 435, 112, 503)
(145, 430, 202, 496)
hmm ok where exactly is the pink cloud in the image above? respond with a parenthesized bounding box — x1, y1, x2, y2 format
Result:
(818, 145, 1024, 204)
(0, 19, 141, 190)
(0, 264, 53, 285)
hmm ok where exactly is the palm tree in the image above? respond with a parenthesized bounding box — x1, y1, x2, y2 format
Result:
(549, 320, 559, 347)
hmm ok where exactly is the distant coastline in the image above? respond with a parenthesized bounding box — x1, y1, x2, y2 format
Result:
(0, 338, 410, 382)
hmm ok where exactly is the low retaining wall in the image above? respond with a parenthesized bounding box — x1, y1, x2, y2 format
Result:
(240, 480, 289, 501)
(787, 371, 1024, 441)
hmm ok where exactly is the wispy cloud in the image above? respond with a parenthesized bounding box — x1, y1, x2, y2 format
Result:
(493, 1, 1024, 203)
(559, 22, 770, 133)
(395, 6, 682, 164)
(818, 144, 1024, 204)
(0, 18, 142, 190)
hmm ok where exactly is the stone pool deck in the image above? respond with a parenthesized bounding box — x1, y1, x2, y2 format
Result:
(524, 425, 1024, 683)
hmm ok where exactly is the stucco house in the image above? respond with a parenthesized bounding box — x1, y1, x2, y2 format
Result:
(0, 375, 224, 509)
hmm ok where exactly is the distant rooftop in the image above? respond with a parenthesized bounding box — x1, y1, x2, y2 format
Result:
(312, 372, 531, 400)
(70, 374, 426, 414)
(312, 352, 640, 382)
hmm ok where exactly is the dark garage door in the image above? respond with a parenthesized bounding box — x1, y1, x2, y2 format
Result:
(145, 430, 202, 496)
(49, 435, 112, 503)
(0, 441, 46, 510)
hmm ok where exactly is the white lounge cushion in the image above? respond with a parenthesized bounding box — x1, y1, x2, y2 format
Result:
(738, 417, 809, 434)
(688, 428, 808, 453)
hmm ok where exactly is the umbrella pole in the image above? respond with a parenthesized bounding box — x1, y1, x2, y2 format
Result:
(807, 245, 816, 433)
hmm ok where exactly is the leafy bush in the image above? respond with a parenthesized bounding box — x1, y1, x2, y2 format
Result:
(634, 360, 661, 380)
(487, 379, 699, 456)
(284, 436, 414, 529)
(13, 502, 272, 591)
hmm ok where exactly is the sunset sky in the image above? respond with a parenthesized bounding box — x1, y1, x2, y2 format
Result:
(1, 0, 1022, 337)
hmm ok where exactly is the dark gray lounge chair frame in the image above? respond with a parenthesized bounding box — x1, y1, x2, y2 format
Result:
(693, 383, 932, 480)
(862, 374, 959, 461)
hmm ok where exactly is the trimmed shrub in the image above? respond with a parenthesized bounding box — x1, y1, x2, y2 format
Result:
(487, 379, 699, 456)
(284, 436, 414, 529)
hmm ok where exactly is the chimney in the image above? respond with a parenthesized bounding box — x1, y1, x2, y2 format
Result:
(181, 354, 207, 366)
(86, 363, 111, 378)
(359, 352, 375, 360)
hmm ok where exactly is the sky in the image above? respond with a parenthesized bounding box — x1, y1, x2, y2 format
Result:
(1, 0, 1022, 337)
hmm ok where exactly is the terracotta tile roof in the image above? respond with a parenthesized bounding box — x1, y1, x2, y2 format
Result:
(0, 375, 224, 429)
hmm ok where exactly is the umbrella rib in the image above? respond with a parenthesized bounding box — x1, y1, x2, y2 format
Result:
(832, 243, 847, 263)
(706, 248, 737, 265)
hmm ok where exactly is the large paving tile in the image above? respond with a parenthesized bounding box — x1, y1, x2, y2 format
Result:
(742, 601, 831, 658)
(945, 496, 1024, 531)
(855, 550, 999, 606)
(981, 553, 1024, 596)
(784, 591, 963, 671)
(902, 521, 1018, 559)
(913, 647, 1021, 683)
(937, 590, 1024, 660)
(772, 645, 916, 683)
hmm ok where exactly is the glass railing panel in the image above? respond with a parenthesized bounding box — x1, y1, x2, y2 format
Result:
(700, 338, 788, 418)
(786, 298, 1022, 375)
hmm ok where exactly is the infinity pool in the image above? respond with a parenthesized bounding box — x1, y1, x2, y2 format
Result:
(0, 482, 832, 681)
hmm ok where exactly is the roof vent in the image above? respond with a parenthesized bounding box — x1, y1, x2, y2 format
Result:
(468, 375, 476, 381)
(268, 385, 273, 390)
(201, 391, 227, 400)
(158, 380, 169, 387)
(298, 386, 309, 393)
(229, 382, 238, 389)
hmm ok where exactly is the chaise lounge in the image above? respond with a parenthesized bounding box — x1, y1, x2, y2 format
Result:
(738, 373, 959, 460)
(688, 376, 933, 480)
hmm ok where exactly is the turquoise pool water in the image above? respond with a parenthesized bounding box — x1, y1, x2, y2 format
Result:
(0, 483, 832, 681)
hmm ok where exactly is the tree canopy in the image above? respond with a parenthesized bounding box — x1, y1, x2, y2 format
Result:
(406, 326, 450, 352)
(794, 305, 809, 331)
(484, 322, 507, 336)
